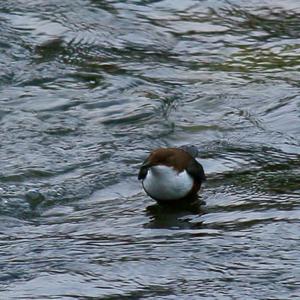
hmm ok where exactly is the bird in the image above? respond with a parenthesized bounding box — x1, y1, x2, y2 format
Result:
(138, 145, 206, 204)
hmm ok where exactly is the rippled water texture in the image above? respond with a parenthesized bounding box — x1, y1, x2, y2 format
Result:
(1, 0, 300, 299)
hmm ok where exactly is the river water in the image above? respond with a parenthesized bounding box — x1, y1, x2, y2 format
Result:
(0, 0, 300, 299)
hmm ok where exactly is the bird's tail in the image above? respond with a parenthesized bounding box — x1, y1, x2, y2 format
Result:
(179, 145, 198, 158)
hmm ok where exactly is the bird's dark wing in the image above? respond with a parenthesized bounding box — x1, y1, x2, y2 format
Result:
(138, 166, 148, 180)
(186, 159, 206, 184)
(138, 159, 151, 180)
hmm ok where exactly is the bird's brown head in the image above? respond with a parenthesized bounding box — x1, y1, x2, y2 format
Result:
(138, 148, 193, 180)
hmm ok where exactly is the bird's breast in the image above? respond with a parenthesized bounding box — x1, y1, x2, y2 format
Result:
(142, 165, 194, 201)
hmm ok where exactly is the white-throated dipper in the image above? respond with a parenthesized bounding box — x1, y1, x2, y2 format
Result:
(138, 145, 206, 203)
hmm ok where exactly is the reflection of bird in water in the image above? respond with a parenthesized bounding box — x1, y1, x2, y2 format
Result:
(144, 199, 206, 230)
(138, 145, 206, 206)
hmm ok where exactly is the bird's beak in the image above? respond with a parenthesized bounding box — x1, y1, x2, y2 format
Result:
(138, 160, 152, 180)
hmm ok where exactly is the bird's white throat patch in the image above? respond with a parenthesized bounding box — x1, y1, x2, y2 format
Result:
(142, 165, 193, 201)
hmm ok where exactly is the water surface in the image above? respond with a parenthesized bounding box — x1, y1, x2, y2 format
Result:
(0, 0, 300, 299)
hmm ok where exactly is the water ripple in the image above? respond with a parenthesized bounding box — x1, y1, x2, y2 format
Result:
(1, 0, 300, 299)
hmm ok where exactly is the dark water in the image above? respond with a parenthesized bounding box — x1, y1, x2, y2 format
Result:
(1, 0, 300, 299)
